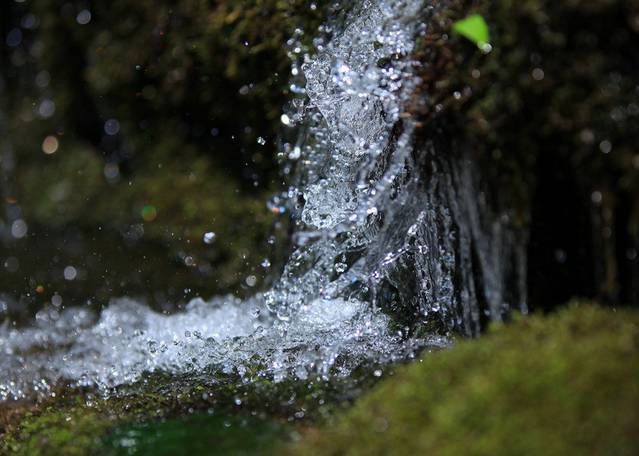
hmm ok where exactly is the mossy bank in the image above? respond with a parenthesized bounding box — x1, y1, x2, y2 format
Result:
(292, 305, 639, 455)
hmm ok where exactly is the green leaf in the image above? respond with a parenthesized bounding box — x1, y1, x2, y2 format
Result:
(452, 14, 490, 50)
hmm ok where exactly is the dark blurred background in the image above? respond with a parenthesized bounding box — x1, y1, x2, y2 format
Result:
(2, 0, 638, 326)
(0, 0, 326, 322)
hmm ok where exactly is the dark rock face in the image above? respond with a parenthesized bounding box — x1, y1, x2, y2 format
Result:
(357, 136, 528, 336)
(410, 0, 639, 310)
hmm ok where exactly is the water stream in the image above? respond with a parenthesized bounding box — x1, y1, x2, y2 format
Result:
(0, 0, 526, 402)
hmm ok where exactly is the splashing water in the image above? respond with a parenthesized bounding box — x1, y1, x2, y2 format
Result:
(0, 0, 525, 401)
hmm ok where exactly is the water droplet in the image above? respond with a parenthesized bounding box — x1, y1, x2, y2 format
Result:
(63, 266, 77, 281)
(51, 293, 62, 307)
(6, 28, 22, 47)
(10, 219, 27, 239)
(335, 262, 347, 273)
(531, 68, 545, 81)
(37, 99, 56, 118)
(141, 205, 157, 222)
(42, 136, 59, 154)
(76, 9, 92, 25)
(104, 119, 120, 136)
(599, 140, 612, 154)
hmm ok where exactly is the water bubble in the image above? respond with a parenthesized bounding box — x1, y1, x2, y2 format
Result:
(257, 136, 266, 146)
(104, 119, 120, 136)
(480, 42, 493, 53)
(599, 140, 612, 154)
(63, 266, 77, 281)
(35, 71, 51, 88)
(76, 9, 92, 25)
(203, 232, 216, 244)
(51, 294, 63, 307)
(591, 190, 603, 204)
(245, 275, 257, 287)
(37, 99, 56, 118)
(11, 219, 28, 239)
(276, 310, 290, 322)
(104, 163, 120, 181)
(141, 205, 157, 222)
(42, 136, 59, 154)
(295, 365, 308, 380)
(554, 249, 567, 264)
(21, 14, 38, 29)
(4, 256, 19, 272)
(289, 146, 301, 160)
(531, 68, 545, 81)
(6, 28, 22, 47)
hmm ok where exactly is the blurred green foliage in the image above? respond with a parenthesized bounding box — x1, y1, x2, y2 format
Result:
(0, 1, 331, 304)
(293, 304, 639, 455)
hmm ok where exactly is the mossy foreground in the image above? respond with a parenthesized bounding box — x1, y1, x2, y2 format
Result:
(1, 305, 637, 455)
(292, 305, 639, 455)
(0, 366, 373, 455)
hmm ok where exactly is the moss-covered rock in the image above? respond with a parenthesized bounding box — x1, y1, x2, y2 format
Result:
(1, 406, 107, 456)
(291, 304, 639, 455)
(0, 364, 381, 455)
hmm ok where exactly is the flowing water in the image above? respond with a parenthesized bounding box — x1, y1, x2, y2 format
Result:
(0, 0, 526, 402)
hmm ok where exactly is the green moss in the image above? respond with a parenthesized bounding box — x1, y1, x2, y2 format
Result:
(1, 406, 109, 456)
(0, 363, 381, 455)
(291, 304, 639, 455)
